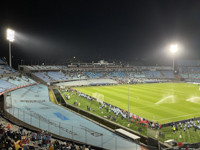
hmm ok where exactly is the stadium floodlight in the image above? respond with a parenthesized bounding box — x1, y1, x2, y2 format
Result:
(128, 79, 130, 122)
(6, 29, 15, 67)
(170, 44, 178, 54)
(7, 29, 15, 42)
(170, 44, 178, 71)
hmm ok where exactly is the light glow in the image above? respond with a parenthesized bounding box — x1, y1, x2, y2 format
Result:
(170, 44, 178, 54)
(7, 29, 15, 42)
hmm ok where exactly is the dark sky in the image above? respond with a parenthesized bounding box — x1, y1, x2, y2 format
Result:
(1, 0, 200, 66)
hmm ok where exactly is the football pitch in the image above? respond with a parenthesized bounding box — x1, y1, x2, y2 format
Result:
(75, 83, 200, 124)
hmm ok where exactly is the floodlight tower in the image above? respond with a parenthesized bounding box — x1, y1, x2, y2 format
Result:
(6, 29, 15, 67)
(128, 79, 130, 122)
(170, 44, 178, 71)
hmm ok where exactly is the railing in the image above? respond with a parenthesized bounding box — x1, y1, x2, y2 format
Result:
(5, 106, 140, 150)
(0, 82, 39, 96)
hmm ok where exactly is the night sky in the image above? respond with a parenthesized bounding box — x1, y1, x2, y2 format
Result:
(1, 0, 200, 66)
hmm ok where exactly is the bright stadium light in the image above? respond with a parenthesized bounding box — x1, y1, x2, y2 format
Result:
(170, 44, 178, 71)
(6, 28, 15, 67)
(170, 44, 178, 54)
(7, 29, 15, 42)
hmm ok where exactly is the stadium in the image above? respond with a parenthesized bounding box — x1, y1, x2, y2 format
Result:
(1, 1, 200, 150)
(1, 54, 200, 149)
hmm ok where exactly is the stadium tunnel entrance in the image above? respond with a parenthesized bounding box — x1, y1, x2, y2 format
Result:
(0, 94, 4, 113)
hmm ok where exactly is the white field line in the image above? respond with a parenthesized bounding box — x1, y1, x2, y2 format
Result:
(154, 112, 200, 122)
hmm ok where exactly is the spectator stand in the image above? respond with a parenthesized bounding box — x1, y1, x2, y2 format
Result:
(0, 113, 96, 150)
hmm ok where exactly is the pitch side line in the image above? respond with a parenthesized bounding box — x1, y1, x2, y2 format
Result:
(154, 112, 200, 122)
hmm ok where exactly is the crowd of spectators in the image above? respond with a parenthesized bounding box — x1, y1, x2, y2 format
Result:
(69, 88, 162, 131)
(172, 119, 200, 133)
(99, 102, 162, 130)
(33, 68, 175, 84)
(0, 116, 94, 150)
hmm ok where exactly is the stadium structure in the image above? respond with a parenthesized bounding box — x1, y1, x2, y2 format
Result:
(1, 58, 200, 149)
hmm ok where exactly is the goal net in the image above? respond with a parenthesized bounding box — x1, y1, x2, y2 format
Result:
(92, 92, 104, 104)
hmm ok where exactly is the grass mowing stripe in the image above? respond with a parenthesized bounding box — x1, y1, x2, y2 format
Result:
(136, 83, 192, 95)
(79, 87, 193, 121)
(62, 87, 200, 143)
(75, 83, 200, 123)
(110, 85, 162, 103)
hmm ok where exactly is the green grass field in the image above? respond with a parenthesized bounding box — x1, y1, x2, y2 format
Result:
(74, 83, 200, 124)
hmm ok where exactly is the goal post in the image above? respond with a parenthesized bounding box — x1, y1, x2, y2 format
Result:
(92, 92, 104, 104)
